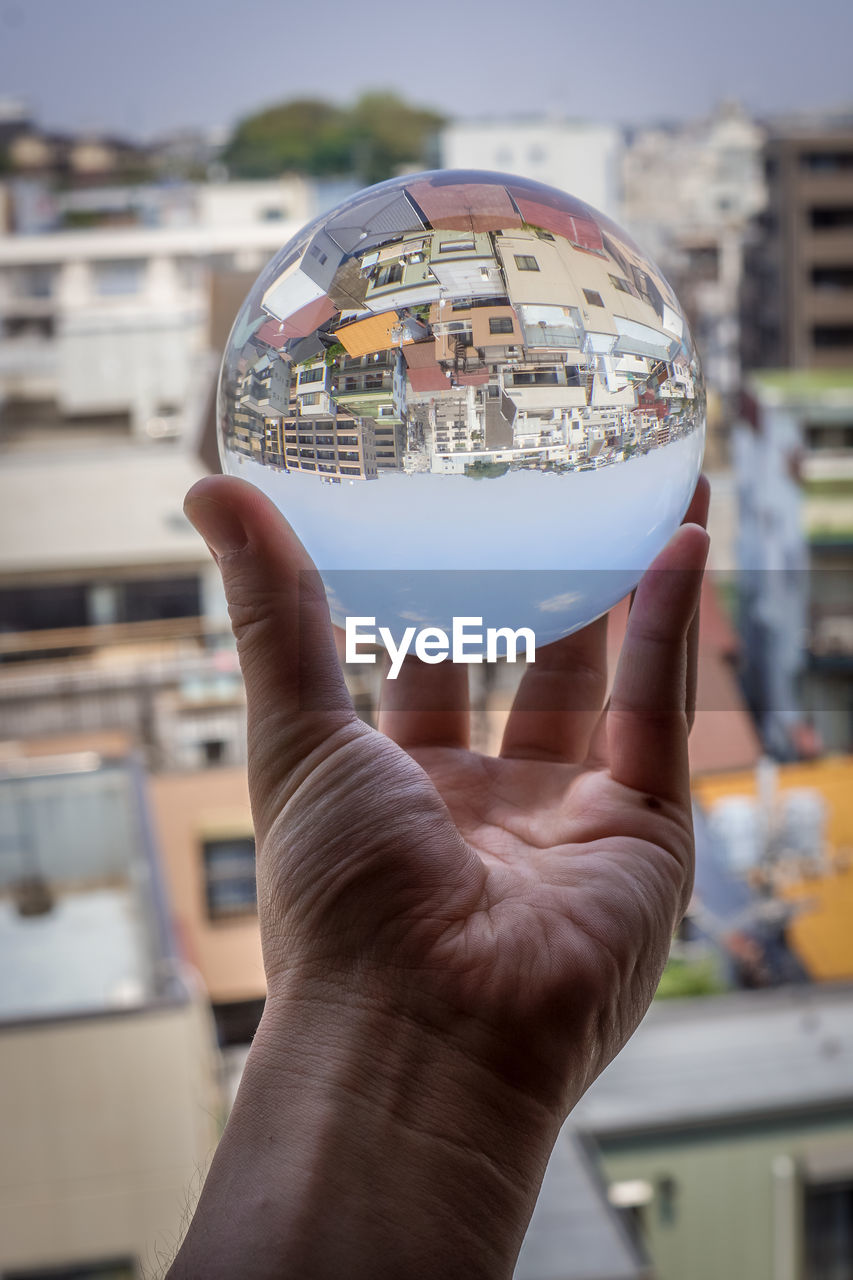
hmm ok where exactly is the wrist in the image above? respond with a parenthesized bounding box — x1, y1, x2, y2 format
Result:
(171, 976, 557, 1279)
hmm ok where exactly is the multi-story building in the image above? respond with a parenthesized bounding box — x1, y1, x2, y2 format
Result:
(0, 179, 312, 437)
(282, 408, 377, 481)
(0, 738, 221, 1274)
(741, 122, 853, 372)
(572, 984, 853, 1280)
(0, 441, 248, 771)
(440, 117, 622, 219)
(621, 102, 766, 442)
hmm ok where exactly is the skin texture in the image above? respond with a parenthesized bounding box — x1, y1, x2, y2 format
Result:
(167, 474, 710, 1280)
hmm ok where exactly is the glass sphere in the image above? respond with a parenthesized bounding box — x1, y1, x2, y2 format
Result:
(218, 170, 705, 649)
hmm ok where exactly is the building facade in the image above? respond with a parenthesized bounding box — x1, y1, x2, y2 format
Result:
(741, 123, 853, 372)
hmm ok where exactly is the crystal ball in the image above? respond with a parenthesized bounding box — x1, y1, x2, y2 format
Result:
(218, 170, 705, 650)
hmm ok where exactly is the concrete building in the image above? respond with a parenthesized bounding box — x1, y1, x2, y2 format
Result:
(741, 122, 853, 372)
(148, 766, 266, 1046)
(440, 117, 622, 219)
(572, 984, 853, 1280)
(621, 102, 766, 443)
(0, 181, 311, 437)
(0, 739, 221, 1275)
(0, 442, 248, 771)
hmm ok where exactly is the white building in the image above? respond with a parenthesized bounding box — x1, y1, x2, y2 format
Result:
(0, 179, 314, 436)
(440, 117, 622, 219)
(0, 747, 221, 1274)
(621, 102, 766, 410)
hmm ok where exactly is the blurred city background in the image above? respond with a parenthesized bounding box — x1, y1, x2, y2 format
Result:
(2, 1, 853, 1276)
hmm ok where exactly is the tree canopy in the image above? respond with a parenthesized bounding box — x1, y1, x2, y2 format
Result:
(221, 92, 445, 185)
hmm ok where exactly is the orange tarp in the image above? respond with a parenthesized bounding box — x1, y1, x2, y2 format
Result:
(336, 312, 403, 358)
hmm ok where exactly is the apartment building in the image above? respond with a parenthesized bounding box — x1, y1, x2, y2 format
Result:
(572, 985, 853, 1280)
(440, 117, 622, 219)
(0, 442, 247, 771)
(0, 740, 221, 1275)
(741, 123, 853, 371)
(0, 180, 309, 437)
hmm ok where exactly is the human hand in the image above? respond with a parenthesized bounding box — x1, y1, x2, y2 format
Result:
(170, 474, 709, 1280)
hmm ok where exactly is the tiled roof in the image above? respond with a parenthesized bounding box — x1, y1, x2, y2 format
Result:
(406, 178, 523, 232)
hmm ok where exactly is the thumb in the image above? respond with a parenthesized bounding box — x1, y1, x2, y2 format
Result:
(184, 475, 357, 840)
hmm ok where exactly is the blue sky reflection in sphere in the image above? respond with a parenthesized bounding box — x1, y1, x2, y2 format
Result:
(218, 170, 705, 645)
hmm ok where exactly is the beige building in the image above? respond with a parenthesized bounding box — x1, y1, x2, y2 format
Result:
(149, 766, 265, 1016)
(0, 740, 222, 1275)
(283, 409, 377, 481)
(742, 124, 853, 370)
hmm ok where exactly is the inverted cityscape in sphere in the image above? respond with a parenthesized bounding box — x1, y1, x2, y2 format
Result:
(218, 170, 706, 647)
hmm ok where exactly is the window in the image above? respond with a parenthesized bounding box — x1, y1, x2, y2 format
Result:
(805, 1178, 853, 1278)
(802, 151, 853, 172)
(489, 316, 514, 335)
(439, 239, 475, 253)
(4, 1259, 137, 1278)
(298, 366, 324, 384)
(120, 576, 201, 624)
(813, 326, 853, 349)
(202, 740, 225, 765)
(810, 207, 853, 231)
(514, 255, 539, 272)
(93, 259, 145, 296)
(812, 266, 853, 291)
(609, 274, 633, 294)
(535, 229, 555, 241)
(685, 246, 719, 281)
(583, 289, 605, 307)
(15, 264, 58, 298)
(299, 392, 320, 406)
(511, 369, 559, 385)
(202, 836, 257, 919)
(373, 263, 403, 288)
(805, 423, 853, 451)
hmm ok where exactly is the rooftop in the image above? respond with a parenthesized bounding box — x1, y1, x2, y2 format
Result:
(574, 983, 853, 1138)
(0, 749, 185, 1023)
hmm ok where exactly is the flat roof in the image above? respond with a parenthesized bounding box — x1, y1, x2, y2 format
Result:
(574, 984, 853, 1138)
(0, 757, 183, 1023)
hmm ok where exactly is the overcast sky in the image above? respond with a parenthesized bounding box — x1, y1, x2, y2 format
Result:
(1, 0, 850, 141)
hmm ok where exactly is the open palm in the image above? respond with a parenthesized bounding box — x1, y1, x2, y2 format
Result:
(186, 473, 709, 1121)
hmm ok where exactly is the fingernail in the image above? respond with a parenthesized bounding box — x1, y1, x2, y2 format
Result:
(184, 497, 248, 558)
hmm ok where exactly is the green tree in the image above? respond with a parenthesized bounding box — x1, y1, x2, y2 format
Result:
(222, 92, 444, 184)
(345, 91, 444, 185)
(222, 99, 352, 178)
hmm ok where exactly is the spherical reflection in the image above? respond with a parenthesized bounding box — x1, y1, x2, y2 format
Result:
(218, 170, 705, 648)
